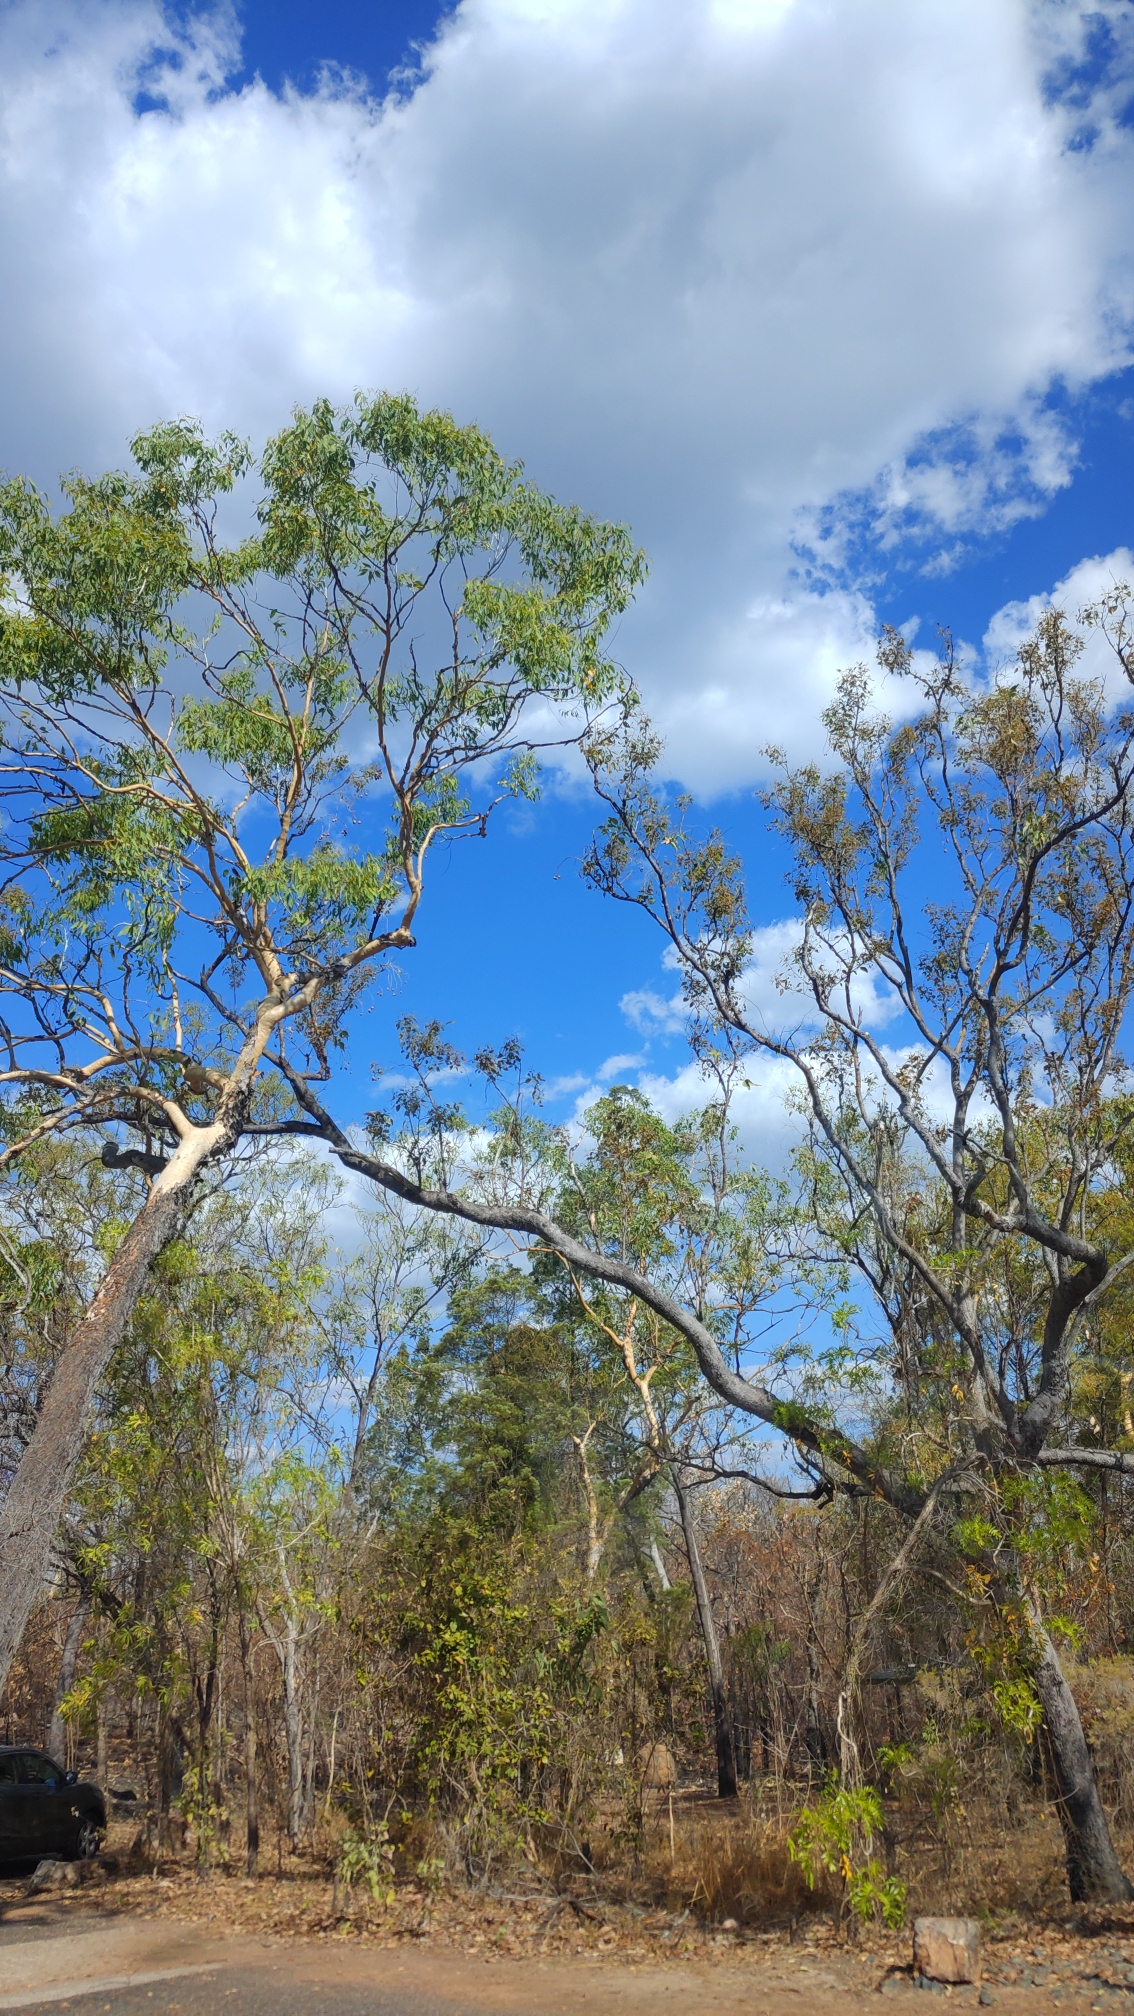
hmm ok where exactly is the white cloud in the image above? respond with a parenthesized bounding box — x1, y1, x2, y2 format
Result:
(619, 984, 685, 1036)
(603, 916, 908, 1167)
(544, 1050, 645, 1100)
(0, 0, 1132, 788)
(601, 1026, 984, 1172)
(595, 1050, 646, 1080)
(621, 919, 905, 1042)
(622, 1052, 806, 1169)
(983, 545, 1134, 704)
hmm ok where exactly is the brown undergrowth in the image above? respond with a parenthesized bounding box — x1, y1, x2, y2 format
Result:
(4, 1791, 1133, 1972)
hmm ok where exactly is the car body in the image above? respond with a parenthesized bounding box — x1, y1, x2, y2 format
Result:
(0, 1746, 106, 1862)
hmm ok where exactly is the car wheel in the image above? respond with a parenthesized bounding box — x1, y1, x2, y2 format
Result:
(73, 1817, 102, 1861)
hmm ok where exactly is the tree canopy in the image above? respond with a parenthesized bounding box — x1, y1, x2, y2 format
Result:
(0, 390, 644, 1691)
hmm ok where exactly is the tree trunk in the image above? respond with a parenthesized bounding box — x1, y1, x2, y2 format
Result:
(572, 1431, 606, 1581)
(48, 1590, 90, 1763)
(96, 1695, 109, 1787)
(0, 1129, 221, 1699)
(282, 1616, 305, 1851)
(1028, 1599, 1133, 1903)
(192, 1643, 219, 1867)
(804, 1557, 827, 1771)
(238, 1609, 260, 1877)
(673, 1468, 737, 1799)
(156, 1704, 175, 1858)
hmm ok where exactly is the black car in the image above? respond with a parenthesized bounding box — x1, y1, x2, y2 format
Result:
(0, 1747, 106, 1862)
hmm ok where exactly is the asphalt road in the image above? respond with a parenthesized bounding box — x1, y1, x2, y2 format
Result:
(0, 1962, 507, 2015)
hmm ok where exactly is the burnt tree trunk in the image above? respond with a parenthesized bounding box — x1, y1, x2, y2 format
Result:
(238, 1607, 260, 1877)
(1028, 1598, 1133, 1903)
(96, 1696, 109, 1787)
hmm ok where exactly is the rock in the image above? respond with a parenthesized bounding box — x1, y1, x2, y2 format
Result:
(26, 1859, 78, 1895)
(978, 1991, 996, 2007)
(914, 1918, 981, 1986)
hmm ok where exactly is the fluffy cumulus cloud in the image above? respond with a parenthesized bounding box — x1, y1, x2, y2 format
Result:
(0, 0, 1132, 787)
(614, 918, 906, 1159)
(557, 1039, 806, 1171)
(983, 544, 1134, 702)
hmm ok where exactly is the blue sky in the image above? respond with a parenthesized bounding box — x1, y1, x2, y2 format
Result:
(2, 0, 1133, 1155)
(231, 2, 450, 96)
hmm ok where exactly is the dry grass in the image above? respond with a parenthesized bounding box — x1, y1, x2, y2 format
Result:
(7, 1803, 1134, 2003)
(6, 1766, 1133, 1962)
(632, 1791, 821, 1924)
(592, 1783, 1134, 1933)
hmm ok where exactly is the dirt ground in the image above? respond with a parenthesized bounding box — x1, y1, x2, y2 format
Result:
(5, 1822, 1134, 2015)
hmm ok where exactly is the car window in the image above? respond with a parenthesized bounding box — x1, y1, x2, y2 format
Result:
(0, 1755, 19, 1785)
(19, 1753, 60, 1785)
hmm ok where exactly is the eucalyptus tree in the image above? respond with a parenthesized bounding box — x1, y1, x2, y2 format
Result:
(0, 1140, 122, 1506)
(574, 604, 1134, 1900)
(0, 392, 644, 1692)
(308, 599, 1134, 1902)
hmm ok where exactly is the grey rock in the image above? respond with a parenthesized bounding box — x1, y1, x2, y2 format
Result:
(26, 1858, 77, 1895)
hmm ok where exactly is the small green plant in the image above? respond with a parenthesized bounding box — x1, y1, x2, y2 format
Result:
(336, 1823, 396, 1908)
(876, 1740, 915, 1789)
(879, 1726, 961, 1824)
(415, 1852, 447, 1892)
(993, 1676, 1043, 1743)
(789, 1779, 906, 1929)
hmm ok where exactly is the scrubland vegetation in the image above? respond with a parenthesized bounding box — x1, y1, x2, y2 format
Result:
(3, 395, 1134, 1934)
(5, 1103, 1134, 1932)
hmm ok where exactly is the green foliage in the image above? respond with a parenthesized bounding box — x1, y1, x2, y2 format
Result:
(386, 1524, 615, 1856)
(992, 1677, 1044, 1745)
(878, 1726, 961, 1823)
(789, 1778, 907, 1928)
(337, 1824, 396, 1907)
(0, 389, 645, 1177)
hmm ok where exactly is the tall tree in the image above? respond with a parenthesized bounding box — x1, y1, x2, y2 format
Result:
(0, 393, 643, 1693)
(316, 601, 1134, 1902)
(578, 606, 1134, 1899)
